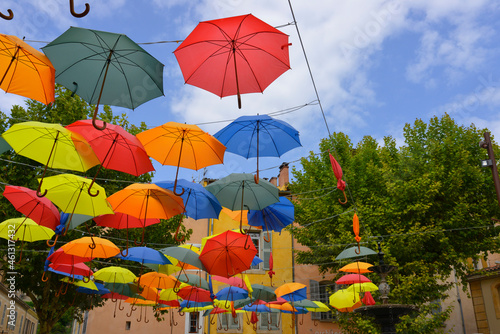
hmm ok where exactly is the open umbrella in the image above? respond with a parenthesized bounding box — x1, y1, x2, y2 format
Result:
(60, 236, 120, 260)
(176, 274, 209, 290)
(199, 230, 257, 278)
(49, 262, 93, 280)
(2, 122, 99, 197)
(347, 282, 379, 294)
(0, 34, 55, 104)
(174, 14, 291, 109)
(66, 119, 155, 195)
(3, 185, 60, 230)
(137, 272, 178, 290)
(155, 179, 222, 241)
(47, 246, 92, 265)
(0, 136, 11, 154)
(117, 246, 171, 265)
(339, 261, 373, 274)
(137, 122, 225, 196)
(107, 183, 184, 246)
(329, 289, 362, 312)
(42, 27, 164, 130)
(275, 283, 307, 303)
(247, 196, 294, 242)
(336, 274, 371, 285)
(214, 115, 301, 181)
(206, 173, 279, 233)
(335, 246, 377, 260)
(94, 266, 137, 284)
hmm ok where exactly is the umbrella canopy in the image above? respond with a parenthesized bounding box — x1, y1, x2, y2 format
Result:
(47, 246, 93, 265)
(3, 185, 60, 230)
(94, 212, 160, 230)
(0, 217, 54, 241)
(335, 246, 377, 260)
(94, 266, 137, 284)
(221, 207, 248, 225)
(347, 282, 379, 294)
(206, 173, 279, 232)
(0, 34, 55, 104)
(117, 246, 171, 265)
(60, 236, 120, 259)
(173, 14, 291, 108)
(212, 275, 247, 290)
(329, 289, 362, 312)
(275, 283, 307, 302)
(247, 196, 294, 234)
(61, 277, 98, 291)
(177, 286, 212, 303)
(216, 286, 248, 301)
(199, 230, 257, 278)
(49, 262, 93, 278)
(175, 274, 209, 290)
(339, 261, 373, 274)
(137, 272, 178, 290)
(42, 26, 164, 128)
(2, 122, 99, 196)
(0, 136, 11, 154)
(250, 284, 277, 302)
(160, 246, 205, 271)
(214, 115, 301, 180)
(336, 274, 371, 285)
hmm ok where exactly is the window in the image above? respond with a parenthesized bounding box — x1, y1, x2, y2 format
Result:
(18, 316, 23, 334)
(81, 311, 88, 334)
(248, 231, 272, 270)
(258, 312, 280, 331)
(218, 313, 241, 331)
(1, 305, 6, 326)
(188, 312, 200, 333)
(310, 280, 335, 321)
(125, 321, 131, 330)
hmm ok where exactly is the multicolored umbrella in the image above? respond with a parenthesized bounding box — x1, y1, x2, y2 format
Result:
(42, 27, 164, 129)
(214, 115, 301, 181)
(173, 14, 291, 108)
(137, 122, 225, 196)
(0, 34, 55, 104)
(275, 282, 307, 302)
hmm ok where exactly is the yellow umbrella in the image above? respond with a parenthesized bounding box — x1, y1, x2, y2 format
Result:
(0, 34, 55, 104)
(339, 261, 373, 274)
(305, 301, 330, 312)
(94, 266, 137, 283)
(136, 122, 226, 195)
(347, 282, 379, 294)
(329, 288, 361, 312)
(61, 277, 98, 291)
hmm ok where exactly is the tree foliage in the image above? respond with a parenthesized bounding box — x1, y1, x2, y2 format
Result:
(290, 114, 500, 332)
(0, 86, 191, 334)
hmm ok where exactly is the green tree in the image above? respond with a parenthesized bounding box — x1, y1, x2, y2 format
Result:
(290, 114, 500, 333)
(0, 86, 190, 334)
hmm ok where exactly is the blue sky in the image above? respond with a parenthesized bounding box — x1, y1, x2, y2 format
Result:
(2, 0, 500, 183)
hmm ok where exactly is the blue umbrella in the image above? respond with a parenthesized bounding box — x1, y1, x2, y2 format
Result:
(156, 179, 222, 241)
(216, 286, 249, 301)
(251, 255, 263, 266)
(248, 197, 294, 241)
(116, 246, 171, 265)
(214, 115, 301, 182)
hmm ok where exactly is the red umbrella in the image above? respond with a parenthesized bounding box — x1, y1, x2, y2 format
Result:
(47, 247, 93, 265)
(177, 286, 213, 303)
(3, 185, 60, 230)
(329, 152, 347, 204)
(199, 230, 257, 278)
(336, 274, 371, 285)
(362, 291, 376, 305)
(174, 14, 291, 109)
(49, 262, 94, 278)
(66, 120, 155, 196)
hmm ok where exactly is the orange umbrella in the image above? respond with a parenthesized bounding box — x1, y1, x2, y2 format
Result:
(107, 183, 184, 246)
(137, 272, 178, 290)
(221, 207, 248, 225)
(137, 122, 225, 195)
(0, 34, 55, 105)
(339, 261, 373, 274)
(59, 236, 120, 259)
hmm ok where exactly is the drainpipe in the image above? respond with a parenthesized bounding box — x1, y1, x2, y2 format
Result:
(291, 226, 298, 334)
(453, 269, 466, 334)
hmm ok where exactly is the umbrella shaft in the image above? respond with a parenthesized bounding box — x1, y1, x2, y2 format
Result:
(0, 46, 19, 86)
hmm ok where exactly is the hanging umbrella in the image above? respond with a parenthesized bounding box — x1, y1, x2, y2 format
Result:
(336, 274, 371, 285)
(199, 230, 257, 278)
(335, 246, 377, 260)
(2, 122, 99, 196)
(275, 283, 307, 302)
(137, 272, 178, 290)
(47, 246, 92, 265)
(212, 275, 247, 290)
(143, 259, 182, 276)
(155, 179, 222, 241)
(49, 262, 93, 279)
(247, 196, 294, 241)
(329, 289, 362, 312)
(61, 277, 98, 291)
(42, 26, 164, 130)
(339, 261, 373, 274)
(173, 14, 291, 109)
(175, 274, 209, 290)
(3, 185, 60, 230)
(221, 207, 248, 225)
(137, 122, 225, 196)
(250, 284, 277, 302)
(305, 301, 331, 313)
(160, 246, 205, 272)
(0, 136, 11, 154)
(177, 286, 213, 303)
(361, 291, 376, 306)
(347, 282, 379, 294)
(107, 183, 184, 246)
(0, 34, 55, 104)
(117, 246, 171, 265)
(66, 119, 155, 195)
(94, 266, 137, 284)
(216, 286, 249, 302)
(215, 115, 301, 181)
(158, 288, 181, 307)
(329, 152, 347, 204)
(205, 173, 279, 233)
(60, 236, 120, 260)
(0, 217, 54, 261)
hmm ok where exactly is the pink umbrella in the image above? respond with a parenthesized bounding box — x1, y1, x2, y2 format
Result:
(211, 275, 247, 289)
(335, 274, 371, 285)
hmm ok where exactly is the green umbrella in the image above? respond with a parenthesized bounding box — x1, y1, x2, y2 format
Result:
(335, 246, 377, 260)
(176, 274, 209, 290)
(205, 173, 279, 233)
(42, 26, 164, 130)
(0, 136, 11, 154)
(251, 284, 276, 302)
(291, 299, 318, 308)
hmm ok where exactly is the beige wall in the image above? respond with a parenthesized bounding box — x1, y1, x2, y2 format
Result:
(0, 283, 38, 334)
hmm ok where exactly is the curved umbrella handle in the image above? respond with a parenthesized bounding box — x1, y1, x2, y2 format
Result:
(173, 218, 185, 242)
(299, 313, 304, 325)
(134, 227, 145, 246)
(313, 319, 318, 326)
(125, 305, 135, 317)
(69, 0, 90, 18)
(144, 307, 149, 323)
(354, 243, 361, 255)
(243, 234, 252, 250)
(36, 181, 47, 198)
(0, 9, 13, 20)
(82, 275, 90, 283)
(136, 306, 142, 322)
(171, 311, 178, 326)
(173, 174, 185, 196)
(253, 174, 259, 184)
(89, 235, 97, 249)
(178, 310, 185, 317)
(41, 271, 50, 282)
(92, 113, 107, 131)
(46, 234, 59, 247)
(339, 190, 347, 205)
(118, 299, 124, 311)
(87, 176, 100, 197)
(210, 314, 216, 325)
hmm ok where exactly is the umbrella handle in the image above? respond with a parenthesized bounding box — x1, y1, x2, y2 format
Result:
(134, 227, 145, 246)
(355, 243, 361, 255)
(41, 271, 50, 282)
(0, 9, 13, 20)
(92, 114, 107, 131)
(36, 181, 48, 198)
(173, 170, 185, 196)
(170, 311, 178, 326)
(69, 0, 90, 18)
(299, 313, 304, 325)
(210, 314, 216, 325)
(87, 175, 100, 197)
(254, 174, 259, 184)
(136, 306, 142, 322)
(173, 218, 185, 242)
(243, 234, 252, 250)
(339, 190, 347, 205)
(15, 239, 24, 264)
(82, 275, 90, 283)
(313, 319, 318, 326)
(89, 235, 97, 249)
(144, 307, 149, 323)
(126, 305, 135, 317)
(46, 234, 59, 247)
(118, 299, 124, 311)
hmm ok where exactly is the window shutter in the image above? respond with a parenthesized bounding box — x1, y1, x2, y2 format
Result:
(263, 233, 272, 270)
(310, 280, 320, 320)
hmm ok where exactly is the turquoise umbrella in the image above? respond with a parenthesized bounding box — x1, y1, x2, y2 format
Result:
(42, 27, 164, 130)
(335, 246, 377, 260)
